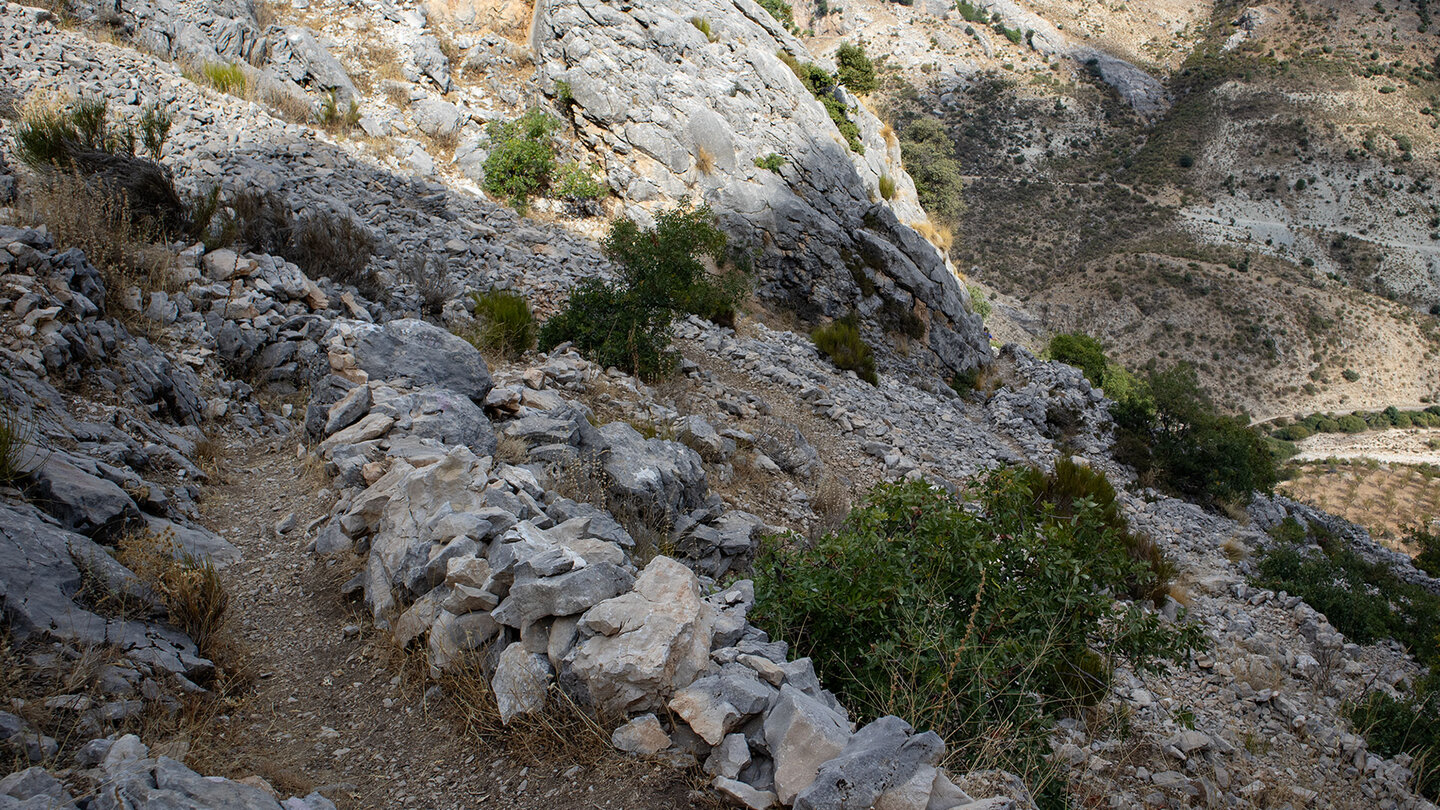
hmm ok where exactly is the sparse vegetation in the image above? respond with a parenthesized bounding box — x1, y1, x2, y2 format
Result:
(754, 152, 788, 172)
(689, 16, 717, 42)
(468, 289, 537, 361)
(878, 174, 896, 200)
(117, 528, 231, 661)
(757, 0, 798, 33)
(482, 109, 561, 211)
(0, 398, 38, 486)
(811, 313, 878, 385)
(317, 90, 361, 133)
(554, 163, 607, 209)
(539, 204, 745, 379)
(222, 189, 379, 298)
(138, 102, 171, 158)
(1349, 671, 1440, 802)
(967, 284, 991, 320)
(755, 471, 1202, 808)
(199, 61, 248, 95)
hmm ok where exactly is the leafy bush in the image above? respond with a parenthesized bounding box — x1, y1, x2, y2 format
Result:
(1342, 368, 1361, 382)
(899, 118, 964, 220)
(539, 204, 744, 379)
(1112, 363, 1277, 505)
(1411, 525, 1440, 577)
(482, 109, 560, 210)
(754, 473, 1202, 805)
(819, 95, 864, 153)
(554, 163, 606, 204)
(758, 0, 798, 32)
(754, 153, 788, 172)
(1047, 332, 1107, 387)
(836, 42, 878, 94)
(468, 289, 536, 361)
(967, 284, 991, 320)
(878, 174, 896, 200)
(1349, 671, 1440, 801)
(776, 53, 864, 154)
(200, 61, 247, 95)
(812, 313, 878, 385)
(1255, 518, 1440, 663)
(956, 0, 987, 22)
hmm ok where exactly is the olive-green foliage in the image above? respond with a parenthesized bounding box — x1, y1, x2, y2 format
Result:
(956, 0, 987, 22)
(878, 174, 896, 200)
(754, 473, 1203, 807)
(899, 118, 964, 220)
(482, 109, 561, 210)
(777, 52, 865, 154)
(1113, 363, 1277, 505)
(754, 153, 788, 172)
(819, 95, 864, 153)
(835, 42, 878, 95)
(1349, 671, 1440, 802)
(1047, 332, 1107, 388)
(200, 62, 247, 95)
(468, 289, 536, 361)
(1272, 406, 1440, 441)
(757, 0, 798, 32)
(554, 163, 606, 202)
(811, 313, 877, 385)
(1411, 526, 1440, 578)
(538, 204, 744, 380)
(1255, 518, 1440, 664)
(967, 284, 991, 320)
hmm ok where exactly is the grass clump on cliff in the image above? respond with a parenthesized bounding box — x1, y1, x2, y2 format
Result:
(811, 313, 877, 385)
(539, 203, 748, 380)
(755, 470, 1203, 808)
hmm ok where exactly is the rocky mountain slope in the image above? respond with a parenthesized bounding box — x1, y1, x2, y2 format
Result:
(816, 0, 1440, 415)
(2, 0, 1440, 809)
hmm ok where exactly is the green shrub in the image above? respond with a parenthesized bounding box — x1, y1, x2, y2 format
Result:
(1255, 518, 1440, 662)
(1336, 414, 1368, 433)
(539, 204, 744, 379)
(1409, 525, 1440, 578)
(754, 473, 1203, 806)
(812, 313, 878, 385)
(878, 174, 896, 200)
(956, 0, 987, 22)
(819, 94, 864, 154)
(967, 284, 991, 320)
(690, 16, 717, 41)
(15, 97, 121, 168)
(554, 163, 606, 202)
(758, 0, 798, 32)
(468, 289, 536, 361)
(836, 42, 878, 94)
(899, 118, 964, 220)
(754, 153, 788, 172)
(1112, 363, 1277, 505)
(200, 61, 247, 95)
(482, 109, 561, 211)
(1047, 332, 1107, 388)
(1343, 368, 1361, 382)
(1348, 671, 1439, 802)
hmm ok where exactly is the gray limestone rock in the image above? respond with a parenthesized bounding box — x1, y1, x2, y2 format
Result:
(352, 319, 494, 404)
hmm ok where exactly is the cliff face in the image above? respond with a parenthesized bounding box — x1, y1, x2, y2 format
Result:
(531, 0, 991, 379)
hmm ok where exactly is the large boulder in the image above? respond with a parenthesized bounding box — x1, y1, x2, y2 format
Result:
(563, 556, 716, 715)
(764, 684, 853, 805)
(595, 422, 708, 525)
(794, 715, 948, 810)
(352, 319, 494, 403)
(27, 455, 139, 536)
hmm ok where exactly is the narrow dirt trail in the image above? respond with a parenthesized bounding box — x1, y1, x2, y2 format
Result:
(191, 429, 706, 810)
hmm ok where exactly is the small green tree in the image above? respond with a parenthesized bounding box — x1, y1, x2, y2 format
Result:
(482, 109, 561, 211)
(1047, 332, 1107, 388)
(835, 42, 878, 94)
(538, 204, 745, 379)
(899, 118, 964, 220)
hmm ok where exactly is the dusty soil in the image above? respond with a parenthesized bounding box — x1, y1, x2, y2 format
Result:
(1290, 427, 1440, 465)
(1280, 454, 1440, 544)
(189, 429, 710, 810)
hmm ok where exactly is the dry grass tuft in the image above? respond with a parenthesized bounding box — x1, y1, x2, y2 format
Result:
(909, 219, 953, 254)
(436, 649, 614, 764)
(117, 528, 233, 665)
(1221, 535, 1248, 561)
(808, 472, 852, 538)
(694, 145, 714, 175)
(494, 433, 529, 466)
